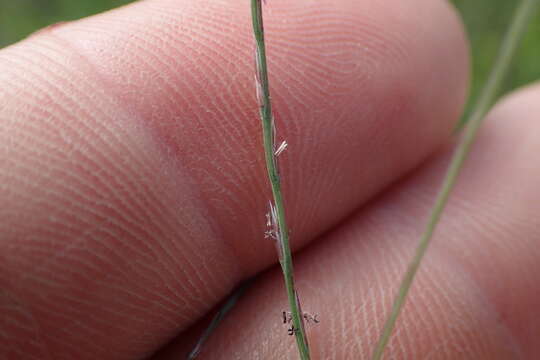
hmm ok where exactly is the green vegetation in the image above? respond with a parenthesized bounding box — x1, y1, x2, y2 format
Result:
(0, 0, 132, 47)
(373, 1, 540, 358)
(1, 1, 539, 101)
(453, 0, 540, 113)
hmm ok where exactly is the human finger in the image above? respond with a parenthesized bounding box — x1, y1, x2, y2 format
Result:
(0, 0, 468, 358)
(158, 83, 540, 359)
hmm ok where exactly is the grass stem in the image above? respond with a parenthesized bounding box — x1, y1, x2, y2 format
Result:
(371, 1, 540, 359)
(250, 1, 311, 359)
(186, 281, 252, 359)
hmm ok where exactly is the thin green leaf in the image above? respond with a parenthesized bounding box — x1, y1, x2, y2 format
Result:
(186, 281, 252, 359)
(372, 1, 540, 359)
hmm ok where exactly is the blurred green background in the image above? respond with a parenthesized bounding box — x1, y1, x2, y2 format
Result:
(0, 0, 539, 106)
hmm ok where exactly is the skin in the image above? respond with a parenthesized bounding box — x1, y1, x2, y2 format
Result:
(0, 0, 538, 359)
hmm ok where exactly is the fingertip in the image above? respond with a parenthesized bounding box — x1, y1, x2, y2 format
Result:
(25, 1, 470, 266)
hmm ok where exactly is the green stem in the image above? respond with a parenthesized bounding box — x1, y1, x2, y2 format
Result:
(186, 280, 252, 359)
(250, 1, 311, 359)
(371, 1, 540, 359)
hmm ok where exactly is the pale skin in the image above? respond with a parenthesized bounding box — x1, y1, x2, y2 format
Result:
(0, 0, 539, 359)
